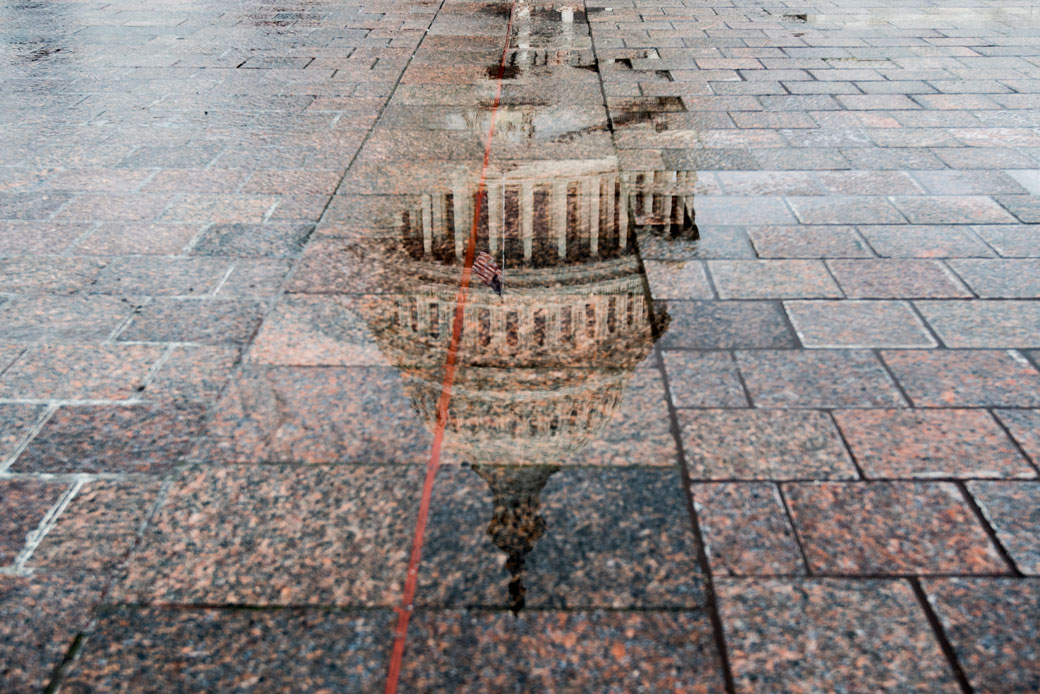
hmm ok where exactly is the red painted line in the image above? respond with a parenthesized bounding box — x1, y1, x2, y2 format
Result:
(383, 6, 518, 693)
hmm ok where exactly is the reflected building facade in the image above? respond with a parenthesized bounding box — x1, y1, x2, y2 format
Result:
(359, 145, 698, 611)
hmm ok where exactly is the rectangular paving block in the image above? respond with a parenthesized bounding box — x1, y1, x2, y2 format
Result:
(717, 579, 958, 694)
(708, 260, 842, 298)
(418, 466, 705, 608)
(29, 479, 162, 573)
(966, 482, 1040, 575)
(60, 608, 394, 694)
(859, 225, 994, 258)
(785, 299, 937, 348)
(947, 258, 1040, 297)
(0, 344, 163, 400)
(116, 465, 423, 606)
(692, 483, 804, 576)
(736, 349, 905, 408)
(923, 578, 1040, 694)
(0, 575, 104, 694)
(658, 301, 798, 349)
(679, 408, 856, 480)
(747, 225, 872, 258)
(662, 350, 748, 408)
(916, 300, 1040, 348)
(833, 409, 1035, 479)
(882, 349, 1040, 407)
(13, 403, 207, 475)
(992, 409, 1040, 467)
(783, 482, 1007, 575)
(827, 259, 971, 298)
(401, 609, 726, 693)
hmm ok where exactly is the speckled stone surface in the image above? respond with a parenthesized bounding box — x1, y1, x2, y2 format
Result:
(418, 466, 705, 608)
(29, 479, 162, 573)
(643, 260, 714, 300)
(249, 296, 388, 366)
(923, 578, 1040, 694)
(784, 482, 1007, 575)
(882, 350, 1040, 407)
(708, 260, 842, 299)
(993, 409, 1040, 466)
(966, 482, 1040, 575)
(0, 402, 45, 460)
(191, 223, 315, 257)
(141, 345, 241, 403)
(13, 404, 208, 474)
(117, 299, 265, 344)
(659, 301, 797, 349)
(116, 465, 421, 606)
(0, 344, 163, 400)
(833, 409, 1035, 479)
(692, 483, 804, 576)
(0, 575, 104, 694)
(60, 607, 394, 694)
(195, 367, 431, 464)
(717, 579, 959, 694)
(736, 350, 906, 408)
(828, 259, 971, 298)
(680, 409, 857, 480)
(785, 300, 937, 348)
(564, 369, 679, 467)
(401, 609, 726, 694)
(663, 351, 748, 408)
(0, 479, 66, 565)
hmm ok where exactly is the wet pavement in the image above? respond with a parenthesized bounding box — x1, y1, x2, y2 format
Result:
(2, 0, 1040, 692)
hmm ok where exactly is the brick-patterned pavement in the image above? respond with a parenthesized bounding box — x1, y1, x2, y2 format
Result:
(1, 0, 1039, 692)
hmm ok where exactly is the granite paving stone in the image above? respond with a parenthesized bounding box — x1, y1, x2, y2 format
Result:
(974, 224, 1040, 256)
(0, 295, 134, 342)
(0, 575, 104, 694)
(736, 349, 905, 408)
(966, 482, 1040, 575)
(642, 260, 714, 299)
(717, 579, 959, 694)
(196, 367, 431, 464)
(29, 479, 162, 573)
(833, 409, 1035, 479)
(0, 479, 66, 565)
(4, 0, 1040, 688)
(116, 299, 265, 344)
(679, 409, 856, 480)
(401, 610, 726, 694)
(827, 259, 972, 298)
(190, 223, 315, 257)
(923, 578, 1040, 694)
(784, 482, 1007, 575)
(0, 402, 46, 462)
(60, 608, 394, 694)
(946, 258, 1040, 297)
(992, 409, 1040, 466)
(141, 345, 241, 403)
(916, 300, 1040, 348)
(692, 483, 804, 576)
(859, 225, 994, 258)
(707, 260, 842, 299)
(117, 466, 422, 606)
(13, 404, 208, 475)
(0, 344, 163, 400)
(248, 296, 387, 367)
(882, 349, 1040, 407)
(662, 351, 748, 408)
(785, 299, 937, 348)
(418, 466, 704, 608)
(746, 225, 872, 258)
(658, 301, 797, 350)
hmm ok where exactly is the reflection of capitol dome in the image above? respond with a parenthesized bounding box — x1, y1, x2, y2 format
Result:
(359, 159, 696, 467)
